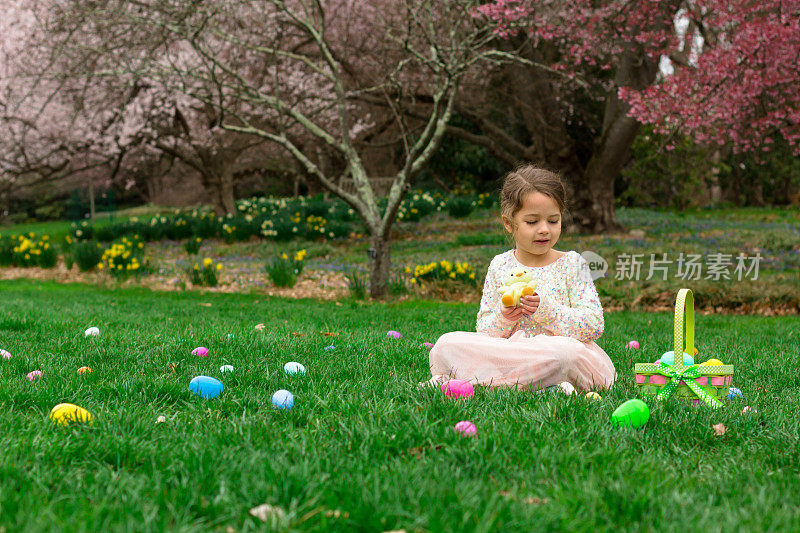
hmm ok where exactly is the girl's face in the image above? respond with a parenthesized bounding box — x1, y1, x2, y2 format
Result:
(502, 192, 562, 266)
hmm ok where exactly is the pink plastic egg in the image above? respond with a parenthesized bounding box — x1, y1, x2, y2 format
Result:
(441, 379, 474, 400)
(454, 420, 477, 437)
(192, 347, 209, 357)
(27, 370, 42, 381)
(420, 342, 435, 350)
(627, 341, 640, 349)
(387, 330, 402, 339)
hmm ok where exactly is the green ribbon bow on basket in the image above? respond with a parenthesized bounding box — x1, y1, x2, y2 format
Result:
(654, 362, 722, 409)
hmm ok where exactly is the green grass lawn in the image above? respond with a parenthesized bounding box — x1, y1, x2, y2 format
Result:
(2, 280, 800, 532)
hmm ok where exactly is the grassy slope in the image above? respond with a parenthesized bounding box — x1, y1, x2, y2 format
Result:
(2, 279, 800, 531)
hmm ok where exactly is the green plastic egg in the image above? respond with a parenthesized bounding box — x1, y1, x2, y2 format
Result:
(611, 399, 650, 429)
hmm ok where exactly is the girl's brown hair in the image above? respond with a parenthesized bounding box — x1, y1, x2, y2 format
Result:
(500, 164, 568, 232)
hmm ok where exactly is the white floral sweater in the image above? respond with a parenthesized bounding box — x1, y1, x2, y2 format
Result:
(476, 250, 605, 343)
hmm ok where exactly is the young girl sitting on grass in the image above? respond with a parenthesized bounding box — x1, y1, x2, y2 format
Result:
(422, 164, 616, 393)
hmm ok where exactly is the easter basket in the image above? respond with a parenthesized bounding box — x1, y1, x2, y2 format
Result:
(633, 288, 734, 409)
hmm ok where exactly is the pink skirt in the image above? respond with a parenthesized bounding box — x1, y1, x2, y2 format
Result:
(429, 330, 616, 392)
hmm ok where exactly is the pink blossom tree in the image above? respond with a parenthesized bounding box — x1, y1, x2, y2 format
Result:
(620, 0, 800, 156)
(466, 0, 799, 231)
(0, 0, 124, 209)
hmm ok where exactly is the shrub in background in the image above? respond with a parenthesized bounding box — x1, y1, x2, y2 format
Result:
(388, 272, 409, 296)
(447, 196, 476, 218)
(265, 249, 306, 288)
(345, 267, 368, 299)
(72, 241, 104, 271)
(184, 237, 202, 255)
(186, 257, 222, 287)
(192, 214, 219, 239)
(99, 237, 148, 278)
(70, 221, 94, 241)
(0, 234, 58, 268)
(0, 236, 14, 266)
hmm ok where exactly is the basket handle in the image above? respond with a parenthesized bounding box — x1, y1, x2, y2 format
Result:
(674, 288, 695, 359)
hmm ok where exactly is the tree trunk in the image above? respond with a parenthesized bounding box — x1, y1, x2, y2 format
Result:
(201, 160, 236, 215)
(368, 233, 392, 299)
(213, 176, 236, 215)
(89, 181, 95, 221)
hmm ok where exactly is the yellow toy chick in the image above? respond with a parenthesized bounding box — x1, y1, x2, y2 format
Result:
(497, 268, 538, 307)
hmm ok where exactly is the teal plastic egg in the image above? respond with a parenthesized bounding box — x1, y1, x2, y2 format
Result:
(611, 399, 650, 429)
(660, 350, 694, 366)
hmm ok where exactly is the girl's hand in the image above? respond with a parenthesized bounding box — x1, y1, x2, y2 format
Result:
(520, 294, 540, 316)
(500, 303, 526, 321)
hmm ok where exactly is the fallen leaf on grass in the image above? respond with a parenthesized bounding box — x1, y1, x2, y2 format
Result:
(499, 491, 549, 505)
(407, 445, 443, 459)
(712, 423, 726, 436)
(199, 303, 212, 307)
(249, 503, 286, 523)
(254, 323, 265, 331)
(523, 497, 550, 505)
(320, 331, 339, 337)
(291, 332, 306, 337)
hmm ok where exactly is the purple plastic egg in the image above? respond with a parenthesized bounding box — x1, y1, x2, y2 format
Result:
(192, 346, 209, 357)
(454, 420, 477, 437)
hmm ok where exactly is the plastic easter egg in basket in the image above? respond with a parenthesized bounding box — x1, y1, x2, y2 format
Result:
(659, 350, 694, 366)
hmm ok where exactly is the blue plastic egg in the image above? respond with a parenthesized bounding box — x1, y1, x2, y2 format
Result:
(284, 362, 306, 376)
(660, 350, 694, 366)
(728, 387, 743, 399)
(272, 389, 294, 410)
(189, 375, 223, 399)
